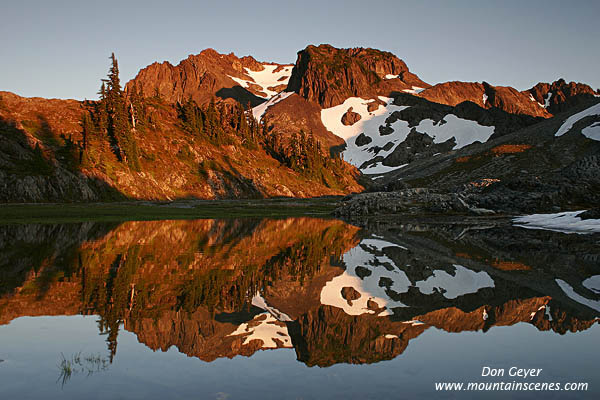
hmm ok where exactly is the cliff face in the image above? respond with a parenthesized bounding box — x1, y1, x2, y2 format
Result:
(262, 93, 346, 150)
(526, 79, 599, 115)
(286, 44, 429, 108)
(419, 81, 552, 118)
(126, 49, 291, 107)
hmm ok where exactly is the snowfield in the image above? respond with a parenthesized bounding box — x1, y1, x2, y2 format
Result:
(513, 211, 600, 234)
(320, 236, 497, 316)
(402, 86, 426, 95)
(251, 91, 293, 121)
(555, 102, 600, 141)
(321, 96, 495, 174)
(544, 92, 552, 108)
(229, 64, 293, 98)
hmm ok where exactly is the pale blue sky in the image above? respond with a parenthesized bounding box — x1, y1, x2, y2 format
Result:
(1, 0, 598, 100)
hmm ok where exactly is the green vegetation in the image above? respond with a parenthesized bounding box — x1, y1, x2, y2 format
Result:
(0, 198, 342, 224)
(57, 352, 109, 387)
(78, 53, 143, 171)
(177, 97, 351, 188)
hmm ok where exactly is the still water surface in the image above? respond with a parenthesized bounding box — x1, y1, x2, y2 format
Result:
(0, 217, 598, 399)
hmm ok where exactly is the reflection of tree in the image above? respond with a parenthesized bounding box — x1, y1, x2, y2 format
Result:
(176, 223, 352, 314)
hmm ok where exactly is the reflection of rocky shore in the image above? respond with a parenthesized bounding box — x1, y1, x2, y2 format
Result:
(0, 217, 597, 367)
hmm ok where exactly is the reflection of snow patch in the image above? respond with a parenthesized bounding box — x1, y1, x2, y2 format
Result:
(251, 292, 292, 322)
(583, 275, 600, 294)
(545, 305, 553, 321)
(320, 237, 410, 315)
(402, 320, 424, 326)
(556, 279, 600, 312)
(320, 236, 497, 316)
(530, 304, 547, 320)
(513, 211, 600, 234)
(227, 313, 292, 348)
(415, 265, 495, 299)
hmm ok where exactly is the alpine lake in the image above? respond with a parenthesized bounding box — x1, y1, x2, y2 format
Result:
(0, 200, 598, 399)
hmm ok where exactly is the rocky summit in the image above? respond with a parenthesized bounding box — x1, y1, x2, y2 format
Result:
(1, 44, 599, 213)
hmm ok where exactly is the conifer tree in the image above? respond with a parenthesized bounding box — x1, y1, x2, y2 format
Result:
(104, 53, 141, 170)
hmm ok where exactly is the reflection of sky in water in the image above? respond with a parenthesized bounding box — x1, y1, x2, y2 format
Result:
(0, 316, 598, 399)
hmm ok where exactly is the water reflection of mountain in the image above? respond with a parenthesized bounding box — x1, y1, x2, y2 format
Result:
(0, 218, 598, 367)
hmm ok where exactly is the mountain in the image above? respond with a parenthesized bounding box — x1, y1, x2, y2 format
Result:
(278, 49, 599, 175)
(419, 81, 551, 118)
(1, 44, 599, 205)
(526, 79, 599, 115)
(286, 44, 429, 108)
(0, 75, 362, 202)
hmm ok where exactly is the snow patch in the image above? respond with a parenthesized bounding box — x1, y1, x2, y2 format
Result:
(402, 86, 425, 95)
(229, 64, 293, 99)
(415, 116, 495, 149)
(321, 97, 495, 174)
(555, 103, 600, 141)
(513, 211, 600, 234)
(320, 97, 410, 174)
(544, 92, 552, 108)
(482, 94, 488, 105)
(251, 91, 293, 121)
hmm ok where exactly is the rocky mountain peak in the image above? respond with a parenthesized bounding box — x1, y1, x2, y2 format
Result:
(126, 49, 291, 107)
(526, 79, 599, 115)
(286, 44, 429, 108)
(418, 81, 551, 118)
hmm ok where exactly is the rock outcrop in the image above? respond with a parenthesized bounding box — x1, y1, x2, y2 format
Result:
(126, 49, 287, 107)
(419, 81, 551, 118)
(287, 44, 429, 108)
(526, 79, 599, 115)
